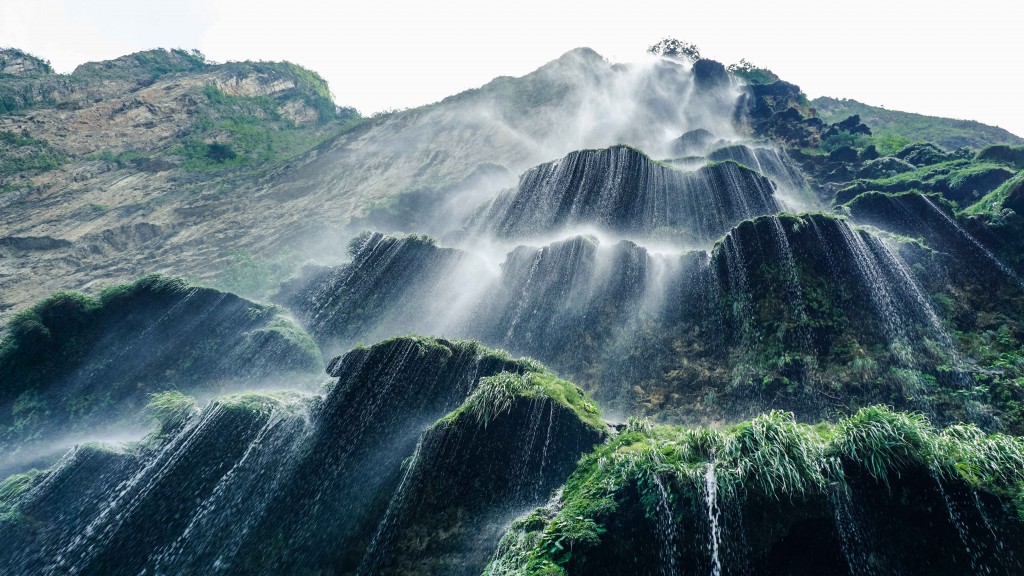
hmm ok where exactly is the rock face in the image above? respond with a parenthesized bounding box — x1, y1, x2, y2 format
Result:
(359, 371, 605, 575)
(0, 336, 603, 576)
(0, 274, 321, 473)
(275, 232, 485, 352)
(472, 145, 780, 243)
(0, 49, 53, 77)
(670, 128, 716, 156)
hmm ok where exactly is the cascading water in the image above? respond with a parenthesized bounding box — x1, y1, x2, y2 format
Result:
(828, 478, 878, 576)
(917, 194, 1024, 289)
(703, 464, 723, 576)
(652, 475, 681, 576)
(471, 145, 781, 243)
(931, 469, 988, 575)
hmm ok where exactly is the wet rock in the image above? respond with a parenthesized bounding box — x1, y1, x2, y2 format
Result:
(360, 372, 605, 575)
(670, 128, 716, 156)
(692, 59, 730, 92)
(472, 145, 780, 242)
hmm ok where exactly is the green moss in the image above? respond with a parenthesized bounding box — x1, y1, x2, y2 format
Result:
(0, 274, 322, 452)
(144, 391, 198, 437)
(440, 371, 604, 431)
(965, 172, 1024, 216)
(215, 390, 314, 417)
(490, 406, 1024, 573)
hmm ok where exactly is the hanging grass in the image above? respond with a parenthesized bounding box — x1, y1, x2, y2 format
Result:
(488, 405, 1024, 575)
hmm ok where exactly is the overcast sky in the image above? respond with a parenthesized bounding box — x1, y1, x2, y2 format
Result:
(3, 0, 1022, 136)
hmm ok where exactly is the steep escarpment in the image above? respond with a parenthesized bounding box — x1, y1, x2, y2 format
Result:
(275, 232, 485, 352)
(359, 371, 605, 575)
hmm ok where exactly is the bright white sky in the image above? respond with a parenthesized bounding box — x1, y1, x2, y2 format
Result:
(3, 0, 1023, 136)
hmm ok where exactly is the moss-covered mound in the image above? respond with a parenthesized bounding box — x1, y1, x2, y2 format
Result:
(975, 145, 1024, 171)
(834, 158, 1015, 207)
(471, 145, 780, 243)
(0, 274, 321, 468)
(360, 371, 606, 575)
(489, 406, 1024, 575)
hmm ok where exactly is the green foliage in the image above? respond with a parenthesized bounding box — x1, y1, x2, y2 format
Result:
(647, 38, 701, 61)
(727, 59, 780, 85)
(975, 144, 1024, 171)
(0, 130, 64, 176)
(965, 172, 1024, 216)
(72, 48, 209, 81)
(836, 158, 1014, 206)
(442, 371, 603, 431)
(490, 406, 1024, 573)
(174, 81, 361, 172)
(144, 391, 198, 437)
(216, 248, 302, 300)
(0, 274, 321, 452)
(819, 130, 871, 153)
(831, 406, 933, 484)
(813, 97, 1023, 151)
(0, 468, 44, 525)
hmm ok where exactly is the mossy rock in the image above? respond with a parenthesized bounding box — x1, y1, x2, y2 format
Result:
(473, 145, 780, 243)
(360, 371, 606, 575)
(0, 274, 322, 470)
(489, 407, 1024, 575)
(856, 156, 916, 180)
(976, 144, 1024, 171)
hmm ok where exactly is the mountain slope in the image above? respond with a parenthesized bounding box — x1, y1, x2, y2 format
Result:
(812, 96, 1024, 150)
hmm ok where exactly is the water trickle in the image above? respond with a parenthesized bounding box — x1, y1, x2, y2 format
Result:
(704, 464, 723, 576)
(828, 479, 876, 576)
(768, 215, 813, 354)
(918, 195, 1024, 289)
(652, 475, 680, 576)
(931, 469, 989, 575)
(473, 145, 780, 243)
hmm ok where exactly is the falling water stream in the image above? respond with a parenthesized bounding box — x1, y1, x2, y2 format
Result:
(703, 464, 723, 576)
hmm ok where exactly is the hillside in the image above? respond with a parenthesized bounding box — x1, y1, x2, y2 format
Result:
(813, 96, 1024, 150)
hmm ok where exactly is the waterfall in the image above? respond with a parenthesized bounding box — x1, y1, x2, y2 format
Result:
(472, 145, 780, 243)
(704, 464, 723, 576)
(917, 194, 1024, 289)
(828, 478, 878, 576)
(653, 475, 680, 576)
(931, 469, 988, 574)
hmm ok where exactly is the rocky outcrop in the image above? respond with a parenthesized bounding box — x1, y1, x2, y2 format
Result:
(0, 49, 52, 77)
(0, 274, 321, 472)
(359, 371, 605, 575)
(489, 407, 1024, 576)
(472, 145, 780, 243)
